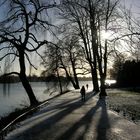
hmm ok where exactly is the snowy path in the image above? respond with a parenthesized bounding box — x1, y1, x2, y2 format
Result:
(5, 90, 140, 140)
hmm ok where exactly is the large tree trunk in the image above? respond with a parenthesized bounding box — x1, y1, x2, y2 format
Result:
(73, 70, 80, 89)
(88, 2, 99, 93)
(90, 63, 99, 92)
(19, 51, 38, 106)
(98, 40, 108, 97)
(19, 73, 39, 105)
(99, 74, 107, 97)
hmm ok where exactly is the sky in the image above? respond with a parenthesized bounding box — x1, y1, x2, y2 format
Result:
(0, 0, 140, 76)
(122, 0, 140, 16)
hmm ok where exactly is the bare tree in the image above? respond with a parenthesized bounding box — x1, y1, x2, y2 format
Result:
(120, 6, 140, 61)
(41, 43, 65, 94)
(59, 36, 85, 89)
(59, 0, 100, 92)
(93, 0, 119, 96)
(41, 35, 86, 90)
(0, 0, 56, 105)
(59, 0, 119, 96)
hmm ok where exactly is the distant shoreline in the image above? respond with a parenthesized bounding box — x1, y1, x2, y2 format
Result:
(0, 76, 93, 83)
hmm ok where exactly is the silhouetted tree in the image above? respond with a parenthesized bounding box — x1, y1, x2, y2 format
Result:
(0, 0, 56, 106)
(58, 36, 85, 89)
(59, 0, 119, 97)
(41, 43, 68, 94)
(59, 0, 100, 92)
(110, 53, 125, 80)
(113, 5, 140, 61)
(116, 60, 140, 87)
(41, 35, 85, 90)
(95, 0, 119, 97)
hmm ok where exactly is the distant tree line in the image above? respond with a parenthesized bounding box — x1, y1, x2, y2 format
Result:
(111, 60, 140, 87)
(0, 75, 59, 83)
(0, 75, 92, 83)
(0, 76, 20, 83)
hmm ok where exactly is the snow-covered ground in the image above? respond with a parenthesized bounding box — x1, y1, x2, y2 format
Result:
(4, 90, 140, 140)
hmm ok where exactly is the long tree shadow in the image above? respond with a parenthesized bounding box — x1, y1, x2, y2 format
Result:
(96, 98, 110, 140)
(8, 91, 107, 139)
(16, 91, 94, 128)
(22, 90, 96, 125)
(57, 98, 110, 140)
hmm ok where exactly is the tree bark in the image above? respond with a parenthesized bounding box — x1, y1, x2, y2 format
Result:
(19, 50, 38, 106)
(99, 74, 107, 97)
(20, 73, 39, 105)
(90, 64, 99, 92)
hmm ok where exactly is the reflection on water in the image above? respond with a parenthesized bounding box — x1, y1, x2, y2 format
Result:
(105, 79, 116, 86)
(3, 83, 11, 97)
(0, 82, 48, 117)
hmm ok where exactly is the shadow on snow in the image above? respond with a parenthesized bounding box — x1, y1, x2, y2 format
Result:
(10, 91, 110, 140)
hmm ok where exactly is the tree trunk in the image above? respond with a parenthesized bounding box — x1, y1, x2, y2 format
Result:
(99, 74, 107, 97)
(63, 65, 79, 89)
(19, 50, 38, 106)
(73, 71, 80, 89)
(90, 65, 99, 92)
(67, 75, 79, 89)
(20, 73, 39, 105)
(67, 74, 79, 89)
(88, 3, 99, 92)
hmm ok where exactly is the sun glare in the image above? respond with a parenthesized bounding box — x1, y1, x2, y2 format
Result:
(101, 30, 113, 40)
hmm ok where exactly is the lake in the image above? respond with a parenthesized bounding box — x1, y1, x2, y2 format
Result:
(0, 80, 116, 117)
(0, 81, 93, 117)
(0, 82, 48, 117)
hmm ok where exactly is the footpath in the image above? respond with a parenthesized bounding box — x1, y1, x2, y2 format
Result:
(5, 90, 140, 140)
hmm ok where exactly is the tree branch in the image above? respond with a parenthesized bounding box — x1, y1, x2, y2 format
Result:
(112, 32, 140, 42)
(25, 40, 48, 52)
(24, 52, 37, 70)
(0, 35, 18, 48)
(0, 53, 18, 61)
